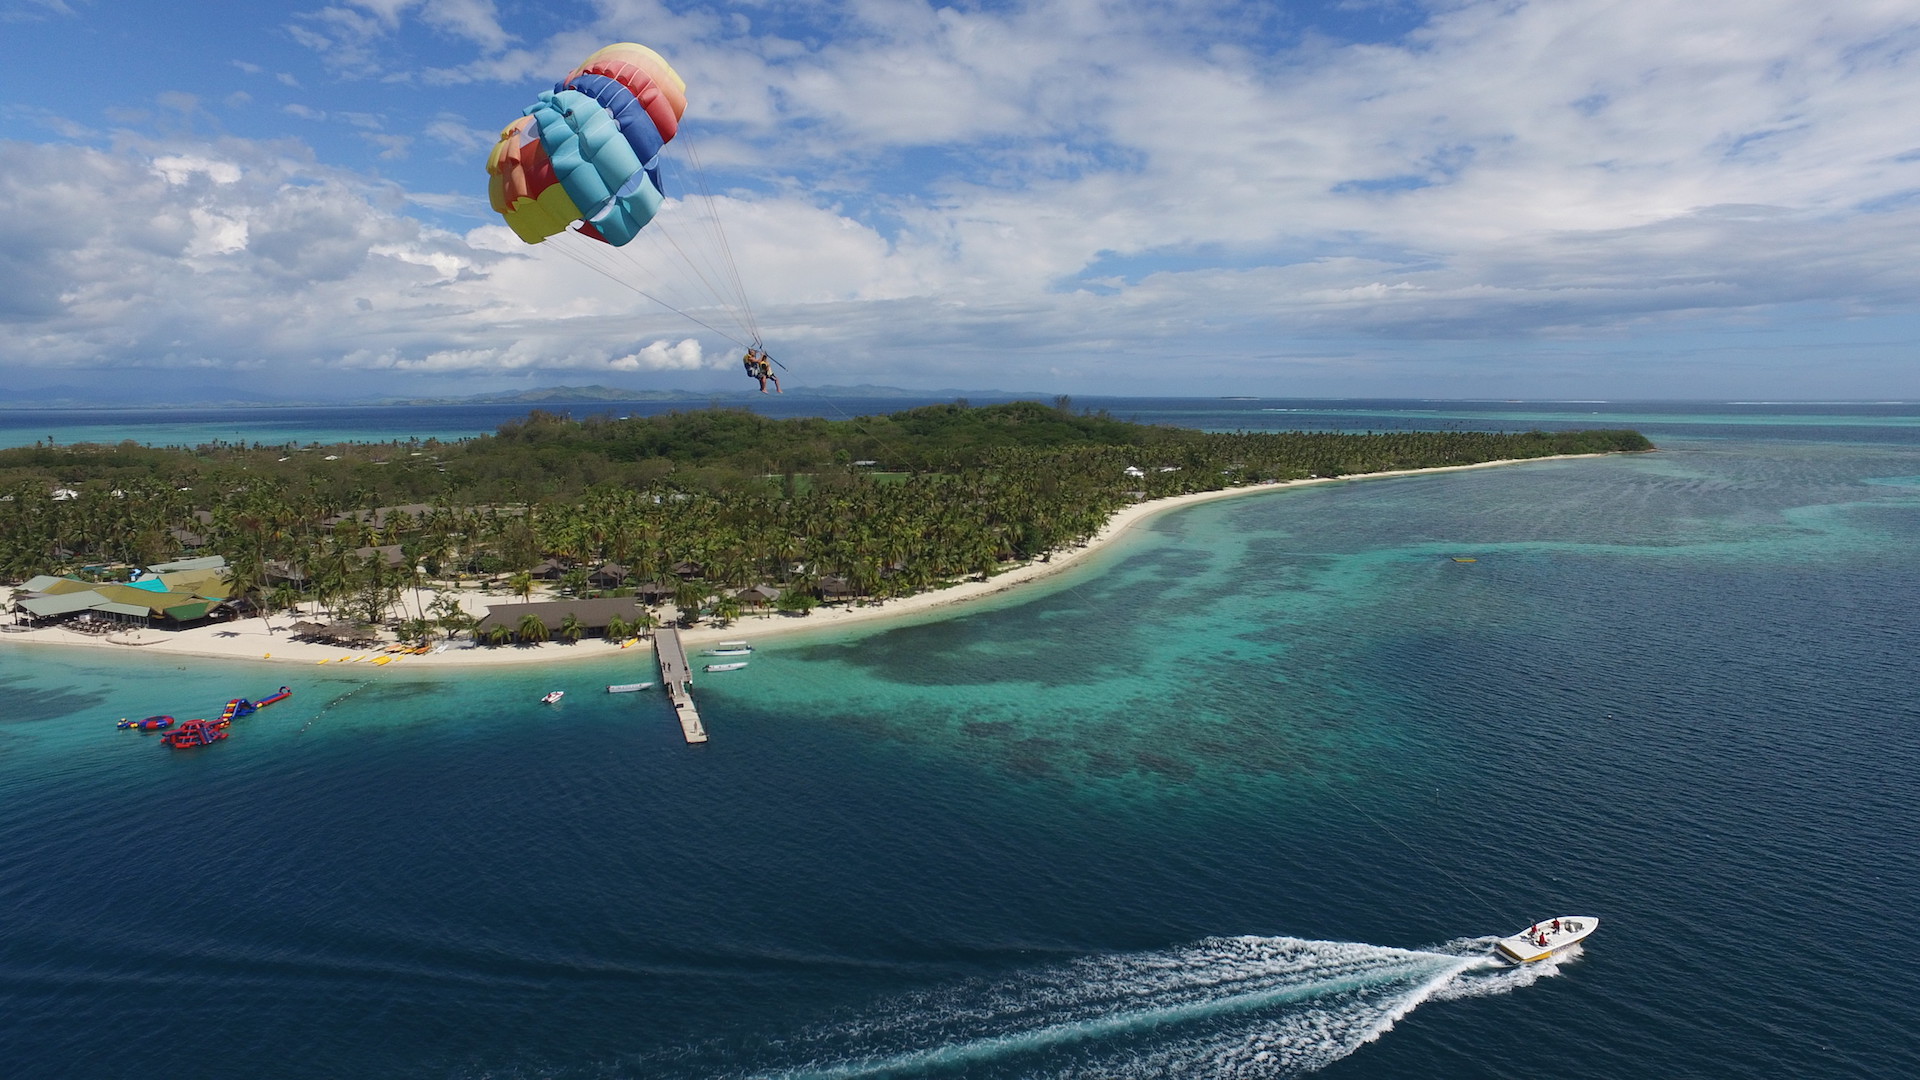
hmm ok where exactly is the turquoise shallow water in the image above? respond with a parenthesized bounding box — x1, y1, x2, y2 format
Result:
(4, 406, 1920, 1078)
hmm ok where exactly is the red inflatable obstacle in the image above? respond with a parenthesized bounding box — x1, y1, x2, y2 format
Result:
(148, 688, 289, 751)
(161, 718, 230, 750)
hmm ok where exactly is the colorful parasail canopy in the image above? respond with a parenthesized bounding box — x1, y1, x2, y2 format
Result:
(486, 43, 688, 247)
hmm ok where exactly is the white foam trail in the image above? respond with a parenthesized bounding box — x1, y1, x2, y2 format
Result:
(755, 935, 1562, 1079)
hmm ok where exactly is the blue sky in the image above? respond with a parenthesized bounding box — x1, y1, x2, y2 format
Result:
(3, 0, 1918, 401)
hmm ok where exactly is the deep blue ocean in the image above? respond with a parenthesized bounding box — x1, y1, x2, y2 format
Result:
(3, 400, 1918, 1078)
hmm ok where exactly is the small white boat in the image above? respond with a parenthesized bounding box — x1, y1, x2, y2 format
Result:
(1495, 916, 1598, 963)
(606, 682, 654, 694)
(703, 647, 753, 656)
(715, 640, 750, 650)
(703, 662, 748, 672)
(540, 690, 565, 704)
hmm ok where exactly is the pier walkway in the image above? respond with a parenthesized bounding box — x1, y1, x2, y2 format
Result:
(654, 628, 708, 744)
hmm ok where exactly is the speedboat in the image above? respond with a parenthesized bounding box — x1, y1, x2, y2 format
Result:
(540, 691, 565, 704)
(1495, 916, 1598, 963)
(703, 648, 752, 656)
(703, 662, 748, 672)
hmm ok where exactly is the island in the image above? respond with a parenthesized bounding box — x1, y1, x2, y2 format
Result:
(0, 400, 1652, 664)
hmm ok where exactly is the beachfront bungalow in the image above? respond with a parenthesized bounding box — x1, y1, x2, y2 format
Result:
(633, 580, 676, 603)
(264, 559, 310, 587)
(530, 559, 569, 580)
(588, 563, 630, 588)
(817, 575, 858, 602)
(473, 597, 649, 640)
(735, 584, 781, 610)
(354, 544, 408, 568)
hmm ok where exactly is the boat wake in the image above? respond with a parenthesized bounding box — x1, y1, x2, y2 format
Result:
(753, 935, 1571, 1079)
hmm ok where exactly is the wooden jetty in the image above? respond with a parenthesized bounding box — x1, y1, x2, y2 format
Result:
(654, 628, 708, 744)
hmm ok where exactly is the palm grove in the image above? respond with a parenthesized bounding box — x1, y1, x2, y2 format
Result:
(0, 401, 1651, 641)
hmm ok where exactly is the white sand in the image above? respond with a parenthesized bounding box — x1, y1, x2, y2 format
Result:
(0, 454, 1611, 669)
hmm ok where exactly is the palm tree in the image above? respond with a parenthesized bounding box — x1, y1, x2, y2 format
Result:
(558, 612, 584, 644)
(605, 613, 631, 641)
(516, 611, 550, 644)
(431, 593, 477, 642)
(776, 587, 817, 616)
(672, 579, 707, 626)
(268, 581, 303, 620)
(484, 623, 512, 647)
(225, 549, 270, 633)
(509, 570, 534, 603)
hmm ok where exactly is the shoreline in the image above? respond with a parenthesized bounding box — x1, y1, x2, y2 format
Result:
(0, 452, 1618, 669)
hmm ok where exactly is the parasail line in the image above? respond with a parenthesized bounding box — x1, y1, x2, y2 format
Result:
(553, 227, 752, 349)
(680, 137, 762, 346)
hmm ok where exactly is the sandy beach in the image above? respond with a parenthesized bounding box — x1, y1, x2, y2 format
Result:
(0, 453, 1611, 669)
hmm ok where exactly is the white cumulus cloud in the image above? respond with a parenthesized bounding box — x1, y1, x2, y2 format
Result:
(612, 338, 708, 371)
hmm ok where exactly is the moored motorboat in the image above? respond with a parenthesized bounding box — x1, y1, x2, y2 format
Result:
(1495, 916, 1598, 963)
(702, 662, 748, 672)
(541, 690, 565, 704)
(607, 682, 654, 693)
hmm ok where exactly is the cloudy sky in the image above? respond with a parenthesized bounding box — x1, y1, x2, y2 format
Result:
(3, 0, 1918, 401)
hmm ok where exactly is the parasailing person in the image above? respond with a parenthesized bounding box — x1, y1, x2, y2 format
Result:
(743, 347, 781, 393)
(488, 41, 777, 385)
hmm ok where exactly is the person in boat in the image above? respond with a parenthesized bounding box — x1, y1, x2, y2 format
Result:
(742, 347, 782, 394)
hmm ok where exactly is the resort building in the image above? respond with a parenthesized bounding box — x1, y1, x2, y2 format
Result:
(473, 597, 652, 640)
(9, 556, 233, 631)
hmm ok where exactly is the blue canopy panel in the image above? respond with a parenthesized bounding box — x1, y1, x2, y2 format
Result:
(558, 73, 666, 176)
(525, 90, 663, 247)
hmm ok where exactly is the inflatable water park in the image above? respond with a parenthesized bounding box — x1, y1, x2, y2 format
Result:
(118, 686, 292, 751)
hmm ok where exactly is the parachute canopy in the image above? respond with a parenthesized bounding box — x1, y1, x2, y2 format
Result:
(487, 43, 688, 247)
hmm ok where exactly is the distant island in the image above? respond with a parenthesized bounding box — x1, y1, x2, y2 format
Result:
(0, 382, 1045, 410)
(0, 400, 1653, 652)
(377, 383, 1049, 406)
